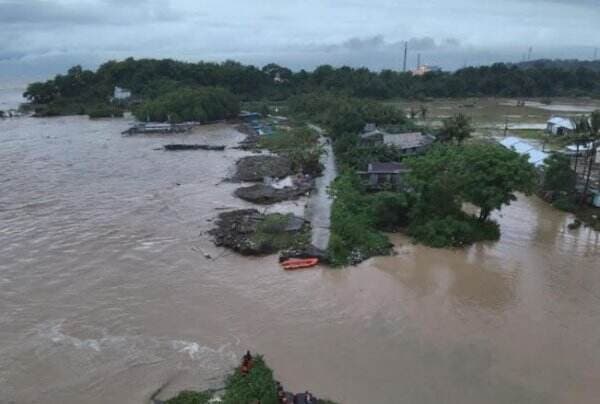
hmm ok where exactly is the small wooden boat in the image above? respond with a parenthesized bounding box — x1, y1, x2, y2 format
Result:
(281, 258, 319, 270)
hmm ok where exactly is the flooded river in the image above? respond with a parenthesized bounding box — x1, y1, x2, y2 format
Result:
(1, 110, 600, 403)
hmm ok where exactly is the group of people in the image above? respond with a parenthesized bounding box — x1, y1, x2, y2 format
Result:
(276, 382, 316, 404)
(240, 351, 317, 404)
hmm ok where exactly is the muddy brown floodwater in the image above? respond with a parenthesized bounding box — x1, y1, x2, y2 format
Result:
(1, 114, 600, 404)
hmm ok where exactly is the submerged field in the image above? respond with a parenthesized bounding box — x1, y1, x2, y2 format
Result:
(386, 97, 600, 149)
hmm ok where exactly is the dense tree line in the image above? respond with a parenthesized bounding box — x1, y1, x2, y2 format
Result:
(23, 58, 600, 115)
(132, 87, 239, 123)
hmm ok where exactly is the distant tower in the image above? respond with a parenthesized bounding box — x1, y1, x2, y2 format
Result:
(403, 42, 408, 72)
(527, 46, 533, 61)
(417, 53, 421, 69)
(594, 47, 599, 60)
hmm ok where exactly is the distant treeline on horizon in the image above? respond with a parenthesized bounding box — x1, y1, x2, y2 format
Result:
(23, 57, 600, 109)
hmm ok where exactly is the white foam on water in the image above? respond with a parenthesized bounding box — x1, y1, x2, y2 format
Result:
(36, 320, 238, 369)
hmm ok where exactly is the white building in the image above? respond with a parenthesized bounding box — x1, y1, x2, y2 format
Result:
(113, 86, 132, 101)
(546, 116, 576, 136)
(411, 65, 442, 76)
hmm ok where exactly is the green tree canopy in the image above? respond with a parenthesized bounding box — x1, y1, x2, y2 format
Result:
(408, 143, 537, 222)
(132, 87, 239, 123)
(440, 113, 473, 144)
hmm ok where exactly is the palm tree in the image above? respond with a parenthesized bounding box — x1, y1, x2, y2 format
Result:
(442, 113, 473, 145)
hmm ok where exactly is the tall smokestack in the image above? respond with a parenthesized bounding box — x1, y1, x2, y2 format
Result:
(403, 42, 408, 72)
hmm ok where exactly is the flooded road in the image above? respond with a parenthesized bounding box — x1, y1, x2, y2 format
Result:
(305, 125, 337, 251)
(1, 113, 600, 403)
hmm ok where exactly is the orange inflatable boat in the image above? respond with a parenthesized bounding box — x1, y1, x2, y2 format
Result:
(281, 258, 319, 270)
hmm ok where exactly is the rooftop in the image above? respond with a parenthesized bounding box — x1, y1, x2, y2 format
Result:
(383, 132, 435, 149)
(365, 162, 411, 174)
(547, 116, 576, 130)
(499, 136, 550, 167)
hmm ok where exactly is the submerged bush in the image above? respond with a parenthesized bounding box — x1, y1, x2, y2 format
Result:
(409, 215, 500, 248)
(166, 391, 212, 404)
(87, 104, 124, 119)
(222, 356, 279, 404)
(552, 194, 577, 212)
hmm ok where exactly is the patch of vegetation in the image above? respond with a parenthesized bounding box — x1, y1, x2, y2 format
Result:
(166, 355, 340, 404)
(439, 113, 473, 144)
(511, 129, 547, 140)
(222, 356, 279, 404)
(258, 127, 324, 175)
(87, 104, 125, 119)
(251, 213, 310, 253)
(405, 143, 536, 247)
(539, 153, 578, 212)
(408, 213, 500, 248)
(133, 87, 239, 123)
(166, 390, 212, 404)
(328, 173, 395, 266)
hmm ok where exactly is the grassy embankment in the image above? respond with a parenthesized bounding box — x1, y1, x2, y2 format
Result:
(252, 213, 311, 253)
(258, 126, 324, 177)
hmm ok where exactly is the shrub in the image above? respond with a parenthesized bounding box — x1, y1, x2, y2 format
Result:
(87, 104, 124, 119)
(408, 215, 500, 248)
(166, 391, 212, 404)
(251, 213, 310, 253)
(552, 194, 577, 212)
(367, 191, 411, 230)
(222, 356, 278, 404)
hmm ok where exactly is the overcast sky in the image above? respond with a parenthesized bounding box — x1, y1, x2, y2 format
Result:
(1, 0, 599, 80)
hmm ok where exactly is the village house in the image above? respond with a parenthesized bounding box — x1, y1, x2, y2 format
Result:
(546, 116, 576, 136)
(360, 124, 435, 155)
(112, 86, 131, 101)
(358, 162, 412, 190)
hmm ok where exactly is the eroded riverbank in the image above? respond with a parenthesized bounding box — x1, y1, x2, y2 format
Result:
(1, 115, 600, 404)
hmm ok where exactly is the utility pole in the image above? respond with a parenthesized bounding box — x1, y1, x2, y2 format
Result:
(403, 41, 408, 72)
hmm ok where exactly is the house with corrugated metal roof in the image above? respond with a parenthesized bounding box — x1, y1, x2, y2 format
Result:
(358, 162, 412, 190)
(546, 116, 576, 136)
(498, 136, 549, 168)
(359, 124, 435, 155)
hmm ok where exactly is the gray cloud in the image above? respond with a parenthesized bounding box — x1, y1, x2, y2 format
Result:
(0, 0, 598, 79)
(0, 0, 181, 26)
(0, 1, 100, 24)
